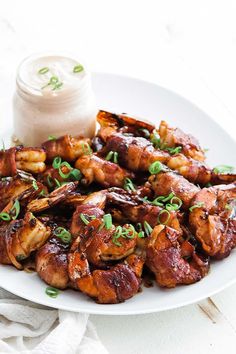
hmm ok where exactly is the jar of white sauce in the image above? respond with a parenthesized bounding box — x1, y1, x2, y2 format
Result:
(13, 53, 97, 147)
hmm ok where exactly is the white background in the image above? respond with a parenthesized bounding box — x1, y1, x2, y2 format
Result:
(0, 1, 236, 353)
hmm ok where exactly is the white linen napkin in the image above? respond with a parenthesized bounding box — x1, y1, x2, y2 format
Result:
(0, 288, 108, 354)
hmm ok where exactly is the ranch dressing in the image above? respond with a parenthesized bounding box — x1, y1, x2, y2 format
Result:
(13, 53, 97, 146)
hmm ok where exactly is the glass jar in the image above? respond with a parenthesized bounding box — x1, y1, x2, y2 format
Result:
(13, 53, 97, 147)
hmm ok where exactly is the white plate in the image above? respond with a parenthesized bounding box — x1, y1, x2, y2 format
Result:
(0, 73, 235, 315)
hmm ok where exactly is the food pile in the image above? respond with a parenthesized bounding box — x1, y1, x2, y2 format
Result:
(0, 111, 235, 304)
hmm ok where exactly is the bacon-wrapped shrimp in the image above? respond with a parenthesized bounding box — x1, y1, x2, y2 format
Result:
(68, 249, 143, 304)
(0, 212, 51, 269)
(158, 120, 206, 162)
(0, 147, 46, 177)
(97, 110, 155, 142)
(145, 225, 209, 288)
(42, 135, 91, 162)
(189, 183, 236, 259)
(75, 154, 134, 187)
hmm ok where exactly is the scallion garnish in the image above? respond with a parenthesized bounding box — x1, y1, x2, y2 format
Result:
(82, 142, 92, 155)
(112, 224, 136, 246)
(73, 64, 84, 73)
(38, 67, 49, 75)
(58, 162, 73, 179)
(143, 221, 153, 236)
(149, 161, 163, 175)
(69, 168, 82, 181)
(213, 165, 234, 174)
(189, 202, 205, 212)
(205, 182, 212, 187)
(47, 175, 54, 188)
(48, 135, 57, 141)
(32, 180, 38, 190)
(45, 286, 59, 298)
(123, 178, 136, 192)
(103, 213, 112, 230)
(0, 212, 11, 221)
(157, 209, 170, 225)
(52, 156, 62, 169)
(105, 151, 119, 164)
(42, 75, 63, 91)
(166, 146, 182, 155)
(10, 200, 20, 220)
(54, 227, 72, 244)
(150, 131, 161, 148)
(54, 178, 61, 188)
(80, 213, 90, 225)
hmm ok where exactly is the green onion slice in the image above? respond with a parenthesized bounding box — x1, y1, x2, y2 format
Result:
(47, 175, 54, 188)
(213, 165, 234, 174)
(82, 142, 92, 155)
(105, 151, 114, 161)
(58, 162, 73, 179)
(69, 168, 82, 181)
(157, 209, 170, 225)
(149, 161, 163, 175)
(54, 227, 72, 243)
(166, 146, 182, 155)
(0, 212, 11, 221)
(73, 64, 84, 73)
(10, 200, 20, 220)
(189, 202, 205, 212)
(54, 178, 61, 188)
(38, 67, 49, 75)
(48, 135, 56, 141)
(123, 178, 136, 192)
(139, 128, 150, 139)
(103, 213, 112, 230)
(150, 131, 161, 148)
(143, 221, 153, 236)
(52, 156, 62, 169)
(32, 180, 38, 190)
(45, 286, 59, 298)
(80, 213, 90, 225)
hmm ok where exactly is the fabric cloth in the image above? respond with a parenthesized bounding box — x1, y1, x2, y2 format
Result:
(0, 288, 108, 354)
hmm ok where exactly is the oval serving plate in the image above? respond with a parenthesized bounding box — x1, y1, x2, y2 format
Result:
(0, 72, 235, 315)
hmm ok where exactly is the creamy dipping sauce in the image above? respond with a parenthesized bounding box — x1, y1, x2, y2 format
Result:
(13, 53, 97, 146)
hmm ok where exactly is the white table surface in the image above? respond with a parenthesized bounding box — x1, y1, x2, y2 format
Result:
(0, 1, 236, 353)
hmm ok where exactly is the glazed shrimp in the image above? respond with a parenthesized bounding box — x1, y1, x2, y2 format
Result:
(145, 224, 209, 288)
(0, 212, 51, 269)
(42, 135, 91, 162)
(189, 183, 236, 259)
(68, 249, 143, 303)
(97, 110, 155, 142)
(158, 120, 206, 161)
(75, 154, 134, 187)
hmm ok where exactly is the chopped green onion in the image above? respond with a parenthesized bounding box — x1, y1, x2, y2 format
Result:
(80, 213, 90, 225)
(103, 213, 112, 230)
(138, 231, 145, 238)
(157, 209, 170, 225)
(122, 224, 135, 239)
(45, 286, 59, 298)
(112, 224, 136, 246)
(38, 67, 49, 75)
(58, 162, 73, 179)
(105, 151, 118, 164)
(213, 165, 234, 174)
(0, 212, 11, 221)
(52, 156, 62, 169)
(42, 75, 63, 90)
(105, 151, 114, 161)
(48, 135, 57, 141)
(32, 180, 38, 190)
(50, 76, 59, 84)
(54, 227, 72, 243)
(52, 82, 63, 90)
(138, 128, 150, 139)
(189, 202, 205, 212)
(73, 64, 84, 73)
(149, 161, 163, 175)
(54, 178, 61, 188)
(39, 189, 46, 197)
(10, 200, 20, 220)
(205, 182, 212, 187)
(123, 178, 136, 192)
(165, 203, 179, 211)
(143, 221, 153, 236)
(69, 168, 82, 181)
(161, 192, 175, 202)
(151, 131, 161, 148)
(82, 142, 92, 155)
(166, 146, 182, 155)
(46, 175, 54, 188)
(170, 196, 182, 209)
